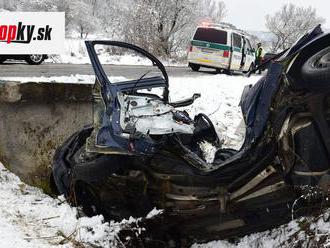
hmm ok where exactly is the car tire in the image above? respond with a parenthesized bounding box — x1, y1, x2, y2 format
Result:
(216, 68, 222, 74)
(301, 47, 330, 85)
(52, 125, 151, 221)
(25, 54, 45, 65)
(52, 125, 94, 195)
(74, 181, 104, 217)
(190, 63, 200, 72)
(224, 69, 232, 75)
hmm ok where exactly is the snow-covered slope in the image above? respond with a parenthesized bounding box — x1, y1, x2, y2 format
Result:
(193, 210, 330, 248)
(47, 38, 185, 66)
(2, 158, 330, 248)
(168, 74, 257, 148)
(0, 162, 123, 247)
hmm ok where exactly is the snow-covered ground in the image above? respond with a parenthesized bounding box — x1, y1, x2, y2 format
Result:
(0, 75, 118, 84)
(1, 73, 330, 247)
(192, 213, 330, 248)
(46, 38, 186, 66)
(0, 161, 152, 248)
(0, 73, 256, 148)
(168, 74, 255, 148)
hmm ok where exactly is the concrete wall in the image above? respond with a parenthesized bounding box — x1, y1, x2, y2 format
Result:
(0, 81, 93, 193)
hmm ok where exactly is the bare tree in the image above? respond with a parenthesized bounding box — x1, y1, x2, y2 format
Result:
(121, 0, 191, 56)
(197, 0, 227, 24)
(121, 0, 226, 57)
(16, 0, 227, 57)
(266, 4, 325, 52)
(97, 0, 129, 39)
(18, 0, 75, 31)
(70, 1, 100, 38)
(19, 0, 101, 37)
(0, 0, 20, 10)
(18, 0, 56, 12)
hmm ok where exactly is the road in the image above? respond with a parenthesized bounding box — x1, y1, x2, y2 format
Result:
(0, 62, 218, 78)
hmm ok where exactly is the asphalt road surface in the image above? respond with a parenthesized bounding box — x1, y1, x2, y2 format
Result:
(0, 62, 220, 78)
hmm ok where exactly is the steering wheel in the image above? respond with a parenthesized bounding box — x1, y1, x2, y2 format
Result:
(192, 113, 220, 145)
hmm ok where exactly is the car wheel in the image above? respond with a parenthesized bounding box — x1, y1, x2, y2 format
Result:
(25, 54, 45, 65)
(216, 68, 222, 74)
(52, 125, 93, 196)
(301, 47, 330, 85)
(53, 125, 151, 221)
(190, 63, 200, 72)
(74, 181, 103, 217)
(223, 69, 232, 75)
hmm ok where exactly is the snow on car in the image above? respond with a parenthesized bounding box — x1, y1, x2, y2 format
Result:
(50, 26, 330, 246)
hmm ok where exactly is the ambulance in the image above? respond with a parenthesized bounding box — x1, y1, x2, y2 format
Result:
(187, 23, 255, 73)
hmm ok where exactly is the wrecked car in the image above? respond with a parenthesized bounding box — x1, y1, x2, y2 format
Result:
(52, 25, 330, 246)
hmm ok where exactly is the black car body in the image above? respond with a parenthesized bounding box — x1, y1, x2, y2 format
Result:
(263, 52, 277, 62)
(0, 54, 47, 65)
(52, 25, 330, 246)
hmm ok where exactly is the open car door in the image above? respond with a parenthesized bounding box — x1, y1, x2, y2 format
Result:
(85, 41, 200, 155)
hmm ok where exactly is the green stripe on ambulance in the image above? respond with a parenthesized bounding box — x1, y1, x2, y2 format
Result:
(191, 40, 230, 51)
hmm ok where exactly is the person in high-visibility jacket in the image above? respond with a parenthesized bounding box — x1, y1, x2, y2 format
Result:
(255, 42, 264, 74)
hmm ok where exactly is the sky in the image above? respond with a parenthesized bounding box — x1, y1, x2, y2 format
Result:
(221, 0, 330, 31)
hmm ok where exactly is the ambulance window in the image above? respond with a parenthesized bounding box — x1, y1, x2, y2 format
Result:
(193, 28, 227, 44)
(232, 33, 242, 48)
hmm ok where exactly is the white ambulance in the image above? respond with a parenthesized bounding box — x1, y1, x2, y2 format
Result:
(187, 23, 255, 73)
